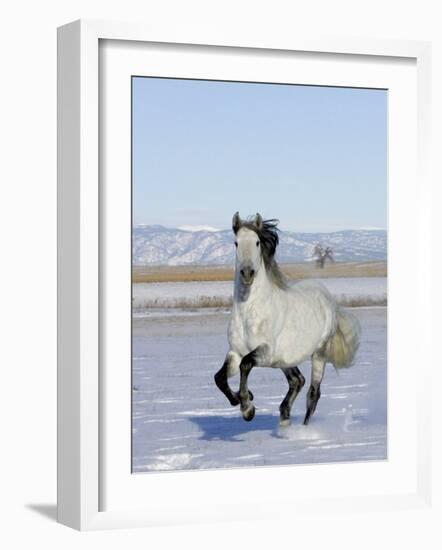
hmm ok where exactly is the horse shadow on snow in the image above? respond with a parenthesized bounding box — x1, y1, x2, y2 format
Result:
(189, 412, 308, 442)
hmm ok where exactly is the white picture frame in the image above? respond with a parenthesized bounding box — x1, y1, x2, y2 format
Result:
(57, 19, 432, 531)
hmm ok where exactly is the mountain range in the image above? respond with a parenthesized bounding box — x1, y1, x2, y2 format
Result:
(133, 225, 387, 266)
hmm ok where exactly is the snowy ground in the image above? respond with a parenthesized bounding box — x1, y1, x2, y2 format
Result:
(132, 307, 387, 473)
(133, 277, 387, 309)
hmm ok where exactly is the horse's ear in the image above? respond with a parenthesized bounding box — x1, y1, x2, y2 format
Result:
(232, 211, 241, 234)
(255, 213, 263, 230)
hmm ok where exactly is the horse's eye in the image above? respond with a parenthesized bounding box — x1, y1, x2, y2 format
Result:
(234, 242, 238, 247)
(256, 241, 260, 247)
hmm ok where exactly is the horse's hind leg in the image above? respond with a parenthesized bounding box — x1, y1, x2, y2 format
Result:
(279, 367, 305, 427)
(214, 351, 253, 406)
(303, 351, 326, 425)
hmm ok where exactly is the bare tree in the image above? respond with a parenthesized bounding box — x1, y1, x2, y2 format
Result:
(313, 244, 334, 268)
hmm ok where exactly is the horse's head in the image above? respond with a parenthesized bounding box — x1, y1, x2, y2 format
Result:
(232, 212, 281, 286)
(232, 212, 263, 285)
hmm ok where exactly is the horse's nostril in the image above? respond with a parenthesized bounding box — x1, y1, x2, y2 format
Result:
(250, 270, 255, 277)
(240, 269, 245, 276)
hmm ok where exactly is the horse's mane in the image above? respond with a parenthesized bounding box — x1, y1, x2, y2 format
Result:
(233, 216, 289, 290)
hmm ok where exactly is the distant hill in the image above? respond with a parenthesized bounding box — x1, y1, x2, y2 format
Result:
(133, 225, 387, 266)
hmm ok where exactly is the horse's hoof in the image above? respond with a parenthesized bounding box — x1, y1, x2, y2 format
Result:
(231, 390, 253, 406)
(279, 418, 290, 428)
(228, 394, 240, 406)
(242, 404, 255, 422)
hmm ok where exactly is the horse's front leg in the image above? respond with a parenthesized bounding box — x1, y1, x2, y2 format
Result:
(215, 351, 252, 406)
(239, 345, 268, 421)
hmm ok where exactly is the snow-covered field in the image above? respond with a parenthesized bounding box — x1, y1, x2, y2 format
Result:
(132, 307, 387, 473)
(133, 276, 387, 310)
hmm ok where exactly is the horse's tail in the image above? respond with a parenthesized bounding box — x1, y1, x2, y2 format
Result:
(326, 309, 361, 368)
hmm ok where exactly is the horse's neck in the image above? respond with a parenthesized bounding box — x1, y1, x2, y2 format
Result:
(233, 262, 273, 306)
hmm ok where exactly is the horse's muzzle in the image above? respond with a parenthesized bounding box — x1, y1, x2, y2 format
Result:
(240, 265, 255, 285)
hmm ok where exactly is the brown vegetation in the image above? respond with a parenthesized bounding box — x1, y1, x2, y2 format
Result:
(132, 261, 387, 284)
(142, 296, 232, 309)
(135, 294, 386, 309)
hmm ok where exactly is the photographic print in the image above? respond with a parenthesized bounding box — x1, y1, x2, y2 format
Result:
(131, 77, 387, 473)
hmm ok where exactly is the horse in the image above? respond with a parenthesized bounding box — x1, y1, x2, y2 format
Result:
(214, 212, 361, 426)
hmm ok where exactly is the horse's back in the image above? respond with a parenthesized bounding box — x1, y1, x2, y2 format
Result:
(289, 279, 336, 310)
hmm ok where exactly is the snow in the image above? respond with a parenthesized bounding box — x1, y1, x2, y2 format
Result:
(132, 277, 387, 309)
(177, 225, 220, 232)
(132, 307, 387, 473)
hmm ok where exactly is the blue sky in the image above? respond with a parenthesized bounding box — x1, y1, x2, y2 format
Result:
(132, 77, 387, 232)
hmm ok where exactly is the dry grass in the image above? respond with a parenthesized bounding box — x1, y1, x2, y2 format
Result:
(132, 264, 234, 283)
(337, 296, 387, 308)
(132, 261, 387, 284)
(135, 294, 387, 309)
(140, 296, 232, 309)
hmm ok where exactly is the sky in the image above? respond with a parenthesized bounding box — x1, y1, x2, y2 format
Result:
(132, 77, 387, 232)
